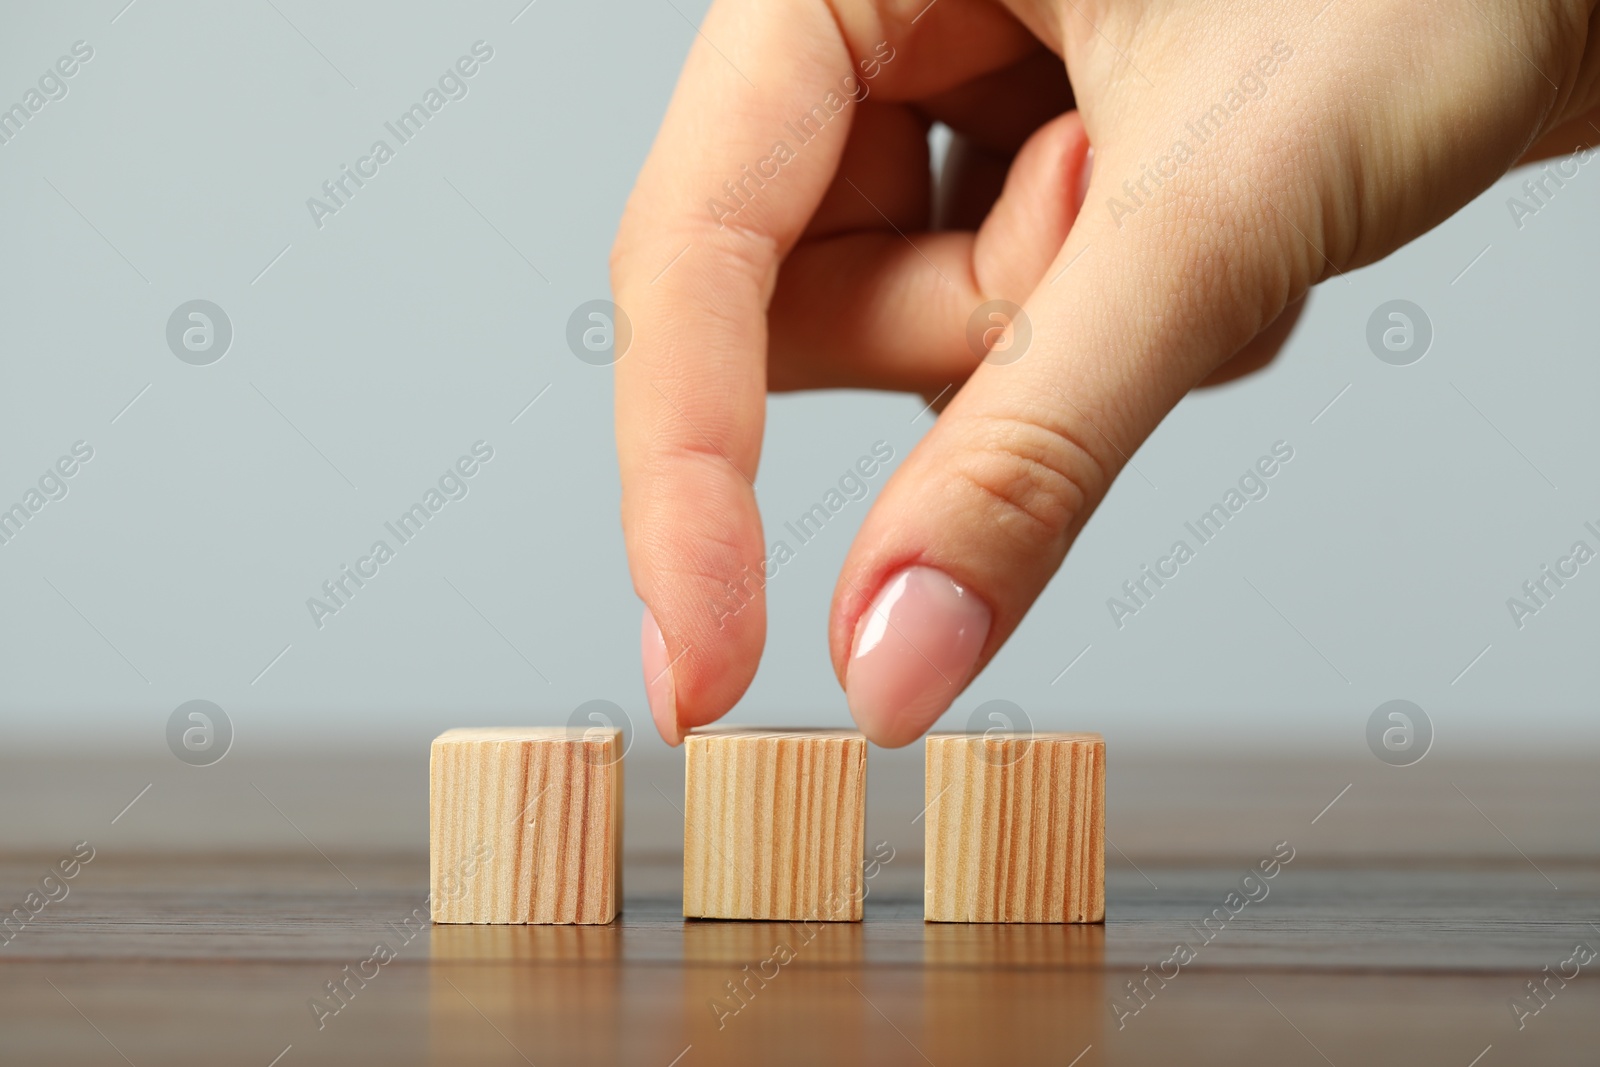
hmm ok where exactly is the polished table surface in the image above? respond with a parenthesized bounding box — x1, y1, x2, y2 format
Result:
(1, 744, 1596, 1065)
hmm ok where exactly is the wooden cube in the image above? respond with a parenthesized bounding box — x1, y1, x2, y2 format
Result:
(683, 728, 866, 921)
(924, 732, 1104, 923)
(430, 727, 622, 925)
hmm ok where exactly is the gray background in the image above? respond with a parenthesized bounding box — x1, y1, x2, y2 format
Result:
(1, 0, 1595, 766)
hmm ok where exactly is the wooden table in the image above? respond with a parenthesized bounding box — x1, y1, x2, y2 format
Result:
(1, 745, 1596, 1065)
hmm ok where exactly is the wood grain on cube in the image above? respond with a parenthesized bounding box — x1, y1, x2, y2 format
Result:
(430, 727, 622, 925)
(683, 728, 866, 921)
(924, 732, 1104, 923)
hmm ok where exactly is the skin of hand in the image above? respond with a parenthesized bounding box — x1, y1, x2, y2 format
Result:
(613, 0, 1600, 747)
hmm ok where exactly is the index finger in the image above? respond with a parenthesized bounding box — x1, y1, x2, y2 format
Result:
(611, 0, 859, 743)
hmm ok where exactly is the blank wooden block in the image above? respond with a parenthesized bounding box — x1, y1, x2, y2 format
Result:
(430, 727, 622, 925)
(683, 728, 866, 921)
(924, 732, 1104, 923)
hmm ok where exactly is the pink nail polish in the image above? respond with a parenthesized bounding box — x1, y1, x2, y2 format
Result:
(1075, 145, 1094, 214)
(641, 607, 680, 745)
(845, 567, 991, 747)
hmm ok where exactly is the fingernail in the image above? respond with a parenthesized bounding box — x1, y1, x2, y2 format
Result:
(845, 566, 991, 747)
(1075, 145, 1094, 214)
(641, 606, 680, 746)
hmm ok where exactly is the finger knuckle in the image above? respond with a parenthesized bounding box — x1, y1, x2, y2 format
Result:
(948, 412, 1107, 552)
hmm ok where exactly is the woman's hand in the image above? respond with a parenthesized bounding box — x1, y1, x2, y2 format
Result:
(611, 0, 1600, 746)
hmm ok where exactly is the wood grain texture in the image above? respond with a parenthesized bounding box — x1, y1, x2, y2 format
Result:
(925, 732, 1105, 923)
(429, 727, 621, 925)
(7, 751, 1600, 1065)
(683, 728, 866, 921)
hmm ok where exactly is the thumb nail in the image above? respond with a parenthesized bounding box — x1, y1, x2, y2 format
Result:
(845, 566, 991, 747)
(641, 606, 680, 745)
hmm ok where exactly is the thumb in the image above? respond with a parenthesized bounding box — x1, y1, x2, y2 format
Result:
(829, 145, 1298, 747)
